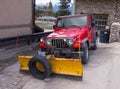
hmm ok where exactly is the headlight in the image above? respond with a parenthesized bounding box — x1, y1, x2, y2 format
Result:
(63, 38, 67, 42)
(40, 38, 44, 42)
(46, 39, 51, 46)
(68, 39, 74, 46)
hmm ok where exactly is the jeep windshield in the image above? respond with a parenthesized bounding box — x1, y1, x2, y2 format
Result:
(56, 16, 87, 28)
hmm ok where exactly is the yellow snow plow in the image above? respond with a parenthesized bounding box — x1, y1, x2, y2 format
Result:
(17, 55, 83, 80)
(18, 34, 83, 80)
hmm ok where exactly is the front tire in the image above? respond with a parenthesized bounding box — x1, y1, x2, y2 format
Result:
(81, 43, 89, 64)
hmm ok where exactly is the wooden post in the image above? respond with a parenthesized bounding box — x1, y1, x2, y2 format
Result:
(72, 0, 76, 15)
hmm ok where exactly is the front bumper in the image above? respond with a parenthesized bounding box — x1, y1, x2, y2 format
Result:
(40, 48, 83, 58)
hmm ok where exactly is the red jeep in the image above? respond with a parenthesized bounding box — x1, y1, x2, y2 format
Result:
(40, 14, 97, 64)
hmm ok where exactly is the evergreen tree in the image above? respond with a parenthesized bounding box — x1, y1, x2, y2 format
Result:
(35, 9, 40, 16)
(48, 1, 55, 16)
(57, 0, 71, 16)
(48, 1, 53, 10)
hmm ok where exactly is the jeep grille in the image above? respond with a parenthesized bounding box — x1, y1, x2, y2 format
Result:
(51, 39, 69, 48)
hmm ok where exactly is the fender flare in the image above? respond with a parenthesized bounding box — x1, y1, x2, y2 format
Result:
(81, 38, 89, 47)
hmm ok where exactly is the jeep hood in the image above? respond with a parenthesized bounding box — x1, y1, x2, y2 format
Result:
(47, 27, 87, 38)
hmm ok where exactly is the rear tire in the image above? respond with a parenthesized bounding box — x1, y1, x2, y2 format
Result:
(91, 34, 98, 50)
(29, 55, 51, 80)
(92, 41, 97, 50)
(81, 43, 89, 64)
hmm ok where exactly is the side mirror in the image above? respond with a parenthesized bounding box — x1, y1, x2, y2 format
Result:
(91, 22, 95, 28)
(53, 25, 56, 29)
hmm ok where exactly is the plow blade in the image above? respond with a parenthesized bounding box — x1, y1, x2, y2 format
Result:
(17, 56, 83, 77)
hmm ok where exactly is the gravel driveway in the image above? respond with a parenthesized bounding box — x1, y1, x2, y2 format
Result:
(0, 42, 120, 89)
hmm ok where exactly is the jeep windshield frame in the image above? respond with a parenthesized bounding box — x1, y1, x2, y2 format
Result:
(56, 16, 87, 28)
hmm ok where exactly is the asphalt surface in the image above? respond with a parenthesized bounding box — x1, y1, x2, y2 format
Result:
(0, 42, 120, 89)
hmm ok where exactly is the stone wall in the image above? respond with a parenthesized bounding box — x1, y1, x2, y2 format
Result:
(109, 22, 120, 42)
(75, 0, 120, 25)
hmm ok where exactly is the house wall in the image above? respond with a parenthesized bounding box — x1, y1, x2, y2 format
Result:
(75, 0, 120, 25)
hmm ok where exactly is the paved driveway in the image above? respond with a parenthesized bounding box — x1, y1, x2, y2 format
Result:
(0, 42, 120, 89)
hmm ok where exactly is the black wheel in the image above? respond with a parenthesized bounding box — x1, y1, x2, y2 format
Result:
(29, 55, 51, 80)
(91, 33, 98, 50)
(81, 43, 89, 64)
(92, 40, 97, 50)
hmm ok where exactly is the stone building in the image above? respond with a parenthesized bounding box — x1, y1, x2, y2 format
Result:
(73, 0, 120, 30)
(73, 0, 120, 42)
